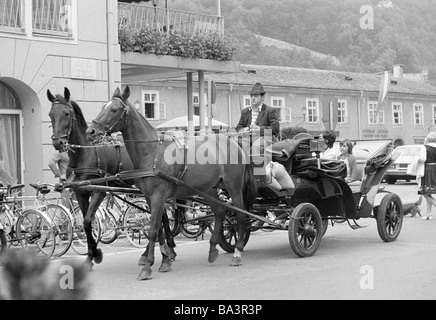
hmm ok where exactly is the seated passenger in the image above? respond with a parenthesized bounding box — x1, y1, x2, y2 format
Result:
(337, 139, 358, 184)
(320, 129, 337, 160)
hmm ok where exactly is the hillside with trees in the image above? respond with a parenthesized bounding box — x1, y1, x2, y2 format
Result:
(166, 0, 436, 79)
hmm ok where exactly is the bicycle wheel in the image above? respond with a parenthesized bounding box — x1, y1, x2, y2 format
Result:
(166, 201, 181, 237)
(46, 204, 73, 257)
(71, 206, 101, 255)
(0, 210, 12, 254)
(123, 199, 150, 248)
(99, 208, 118, 245)
(179, 201, 207, 239)
(16, 209, 56, 259)
(0, 229, 7, 255)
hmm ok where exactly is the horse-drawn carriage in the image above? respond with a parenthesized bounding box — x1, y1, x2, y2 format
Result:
(49, 86, 403, 280)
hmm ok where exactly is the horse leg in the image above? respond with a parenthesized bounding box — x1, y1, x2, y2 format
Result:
(137, 211, 175, 266)
(82, 192, 105, 270)
(207, 201, 225, 263)
(158, 225, 172, 273)
(137, 199, 166, 280)
(227, 193, 246, 267)
(161, 210, 177, 261)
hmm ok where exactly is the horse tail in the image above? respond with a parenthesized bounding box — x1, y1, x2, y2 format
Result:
(242, 164, 257, 210)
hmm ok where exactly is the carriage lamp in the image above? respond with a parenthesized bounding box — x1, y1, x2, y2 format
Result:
(310, 137, 327, 169)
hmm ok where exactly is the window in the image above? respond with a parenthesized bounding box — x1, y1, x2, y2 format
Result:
(368, 101, 378, 125)
(413, 103, 424, 126)
(0, 82, 22, 184)
(271, 97, 290, 122)
(337, 99, 348, 124)
(32, 0, 73, 37)
(432, 104, 436, 125)
(242, 95, 251, 109)
(0, 0, 22, 31)
(306, 98, 319, 124)
(392, 102, 403, 126)
(193, 92, 208, 116)
(142, 91, 160, 120)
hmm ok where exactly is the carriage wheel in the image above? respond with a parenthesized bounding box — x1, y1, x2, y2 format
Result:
(288, 203, 323, 257)
(376, 193, 403, 242)
(218, 214, 251, 253)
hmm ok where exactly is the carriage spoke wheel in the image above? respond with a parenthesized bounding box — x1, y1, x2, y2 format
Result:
(218, 213, 250, 253)
(376, 193, 403, 242)
(288, 203, 322, 257)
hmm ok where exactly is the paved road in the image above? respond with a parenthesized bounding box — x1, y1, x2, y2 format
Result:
(46, 181, 436, 301)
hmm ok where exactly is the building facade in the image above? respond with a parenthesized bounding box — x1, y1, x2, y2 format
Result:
(129, 64, 436, 146)
(0, 0, 121, 190)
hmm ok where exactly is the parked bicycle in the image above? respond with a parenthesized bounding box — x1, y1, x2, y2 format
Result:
(28, 183, 74, 257)
(0, 183, 57, 259)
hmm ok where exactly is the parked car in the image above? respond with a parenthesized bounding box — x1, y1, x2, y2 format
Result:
(384, 144, 425, 184)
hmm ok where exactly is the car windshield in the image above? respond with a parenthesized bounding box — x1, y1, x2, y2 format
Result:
(394, 146, 423, 157)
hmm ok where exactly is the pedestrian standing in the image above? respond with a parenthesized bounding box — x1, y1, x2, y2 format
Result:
(418, 131, 436, 220)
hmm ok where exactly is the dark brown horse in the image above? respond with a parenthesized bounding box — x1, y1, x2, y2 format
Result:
(47, 88, 176, 272)
(86, 86, 257, 280)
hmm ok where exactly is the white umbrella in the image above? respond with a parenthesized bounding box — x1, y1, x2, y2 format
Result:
(156, 115, 229, 130)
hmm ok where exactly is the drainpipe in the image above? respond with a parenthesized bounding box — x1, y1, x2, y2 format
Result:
(228, 84, 233, 127)
(106, 0, 115, 98)
(358, 91, 363, 140)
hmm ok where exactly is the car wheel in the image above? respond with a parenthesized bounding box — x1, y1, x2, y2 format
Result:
(385, 177, 397, 184)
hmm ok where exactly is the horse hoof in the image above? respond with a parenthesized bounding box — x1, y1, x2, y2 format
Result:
(208, 248, 219, 263)
(83, 259, 94, 272)
(137, 266, 153, 280)
(93, 249, 103, 264)
(229, 256, 242, 267)
(168, 251, 177, 262)
(138, 255, 148, 266)
(159, 262, 172, 273)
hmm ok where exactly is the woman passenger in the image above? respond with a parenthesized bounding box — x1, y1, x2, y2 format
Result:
(337, 139, 358, 184)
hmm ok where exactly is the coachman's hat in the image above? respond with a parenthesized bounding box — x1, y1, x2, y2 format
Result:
(249, 82, 266, 95)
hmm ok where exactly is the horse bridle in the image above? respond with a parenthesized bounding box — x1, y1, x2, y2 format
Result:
(92, 97, 129, 138)
(50, 100, 76, 150)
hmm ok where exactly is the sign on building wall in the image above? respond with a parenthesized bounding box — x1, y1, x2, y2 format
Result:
(71, 58, 97, 80)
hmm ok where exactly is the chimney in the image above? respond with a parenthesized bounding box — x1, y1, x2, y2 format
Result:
(392, 64, 404, 78)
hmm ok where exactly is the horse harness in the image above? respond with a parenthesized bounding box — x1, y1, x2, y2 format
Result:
(51, 99, 127, 187)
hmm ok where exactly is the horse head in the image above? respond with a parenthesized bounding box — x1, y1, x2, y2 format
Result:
(86, 86, 131, 143)
(48, 87, 88, 151)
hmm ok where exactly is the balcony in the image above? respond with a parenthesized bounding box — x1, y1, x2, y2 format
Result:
(118, 2, 224, 35)
(118, 2, 239, 84)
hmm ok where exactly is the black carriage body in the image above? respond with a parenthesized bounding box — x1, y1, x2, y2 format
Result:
(253, 138, 396, 221)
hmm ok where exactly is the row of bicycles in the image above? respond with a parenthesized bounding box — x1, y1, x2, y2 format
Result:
(0, 182, 218, 260)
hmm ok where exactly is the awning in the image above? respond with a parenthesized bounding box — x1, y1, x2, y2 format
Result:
(157, 115, 229, 130)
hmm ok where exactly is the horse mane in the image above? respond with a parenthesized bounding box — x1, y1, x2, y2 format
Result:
(70, 100, 88, 129)
(53, 94, 88, 129)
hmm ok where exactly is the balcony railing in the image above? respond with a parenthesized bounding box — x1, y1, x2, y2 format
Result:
(0, 0, 23, 32)
(0, 0, 72, 38)
(118, 2, 223, 35)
